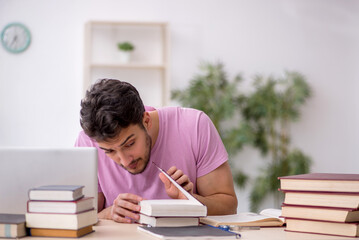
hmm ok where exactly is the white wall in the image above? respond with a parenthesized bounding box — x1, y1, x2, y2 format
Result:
(1, 0, 358, 212)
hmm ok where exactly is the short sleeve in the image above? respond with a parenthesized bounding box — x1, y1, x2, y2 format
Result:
(195, 112, 228, 177)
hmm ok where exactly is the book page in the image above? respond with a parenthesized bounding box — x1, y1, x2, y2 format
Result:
(259, 208, 285, 222)
(153, 163, 202, 205)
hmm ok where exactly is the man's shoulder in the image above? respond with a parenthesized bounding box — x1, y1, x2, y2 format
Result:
(159, 106, 205, 116)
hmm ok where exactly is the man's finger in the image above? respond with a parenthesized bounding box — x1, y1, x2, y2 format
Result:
(159, 172, 171, 189)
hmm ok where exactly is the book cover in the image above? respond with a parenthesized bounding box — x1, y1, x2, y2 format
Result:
(281, 204, 359, 222)
(0, 214, 26, 238)
(139, 163, 207, 217)
(279, 173, 359, 193)
(25, 209, 97, 230)
(139, 214, 199, 227)
(200, 209, 284, 227)
(27, 197, 94, 213)
(285, 217, 359, 237)
(28, 185, 84, 201)
(137, 225, 240, 239)
(28, 225, 93, 238)
(282, 190, 359, 209)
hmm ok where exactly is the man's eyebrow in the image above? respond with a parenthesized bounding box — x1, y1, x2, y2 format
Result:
(99, 146, 110, 151)
(120, 134, 135, 147)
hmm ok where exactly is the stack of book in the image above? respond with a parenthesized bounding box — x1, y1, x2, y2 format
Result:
(25, 185, 97, 238)
(279, 173, 359, 237)
(0, 214, 26, 238)
(138, 164, 207, 227)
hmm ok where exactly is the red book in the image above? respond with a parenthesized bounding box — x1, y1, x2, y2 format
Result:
(281, 204, 359, 222)
(278, 173, 359, 193)
(280, 190, 359, 209)
(285, 217, 359, 237)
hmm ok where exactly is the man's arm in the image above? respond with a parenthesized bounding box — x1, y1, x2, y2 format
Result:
(194, 162, 237, 215)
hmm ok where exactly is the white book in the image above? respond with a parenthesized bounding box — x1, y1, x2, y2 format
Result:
(28, 185, 84, 201)
(27, 197, 94, 213)
(25, 209, 97, 230)
(139, 214, 199, 227)
(139, 163, 207, 217)
(200, 209, 284, 227)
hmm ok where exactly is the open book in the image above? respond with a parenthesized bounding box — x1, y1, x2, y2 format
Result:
(200, 208, 284, 227)
(139, 163, 207, 217)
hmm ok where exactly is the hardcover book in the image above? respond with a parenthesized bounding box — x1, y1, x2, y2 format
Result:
(285, 218, 359, 237)
(282, 190, 359, 208)
(281, 204, 359, 222)
(27, 197, 94, 213)
(139, 214, 199, 227)
(28, 185, 84, 201)
(200, 209, 284, 227)
(25, 209, 97, 230)
(279, 173, 359, 193)
(139, 163, 207, 217)
(0, 214, 26, 238)
(28, 225, 93, 238)
(137, 225, 240, 239)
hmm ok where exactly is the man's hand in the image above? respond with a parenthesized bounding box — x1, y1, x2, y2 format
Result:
(98, 193, 143, 223)
(159, 166, 194, 199)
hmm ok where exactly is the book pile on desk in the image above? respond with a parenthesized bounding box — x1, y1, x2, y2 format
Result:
(138, 164, 207, 227)
(25, 185, 97, 238)
(279, 173, 359, 237)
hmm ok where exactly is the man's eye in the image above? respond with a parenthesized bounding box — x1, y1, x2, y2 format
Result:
(125, 142, 134, 148)
(105, 150, 114, 154)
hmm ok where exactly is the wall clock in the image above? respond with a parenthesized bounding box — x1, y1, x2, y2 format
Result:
(1, 22, 31, 53)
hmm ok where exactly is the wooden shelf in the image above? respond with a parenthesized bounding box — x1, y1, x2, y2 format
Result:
(83, 21, 169, 107)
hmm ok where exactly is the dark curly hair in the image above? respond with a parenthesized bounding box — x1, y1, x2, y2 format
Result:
(80, 79, 145, 142)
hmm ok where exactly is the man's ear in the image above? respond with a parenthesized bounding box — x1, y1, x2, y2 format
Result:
(142, 112, 151, 130)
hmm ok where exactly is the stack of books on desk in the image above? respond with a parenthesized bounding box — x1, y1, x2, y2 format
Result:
(25, 185, 97, 238)
(138, 164, 207, 227)
(279, 173, 359, 237)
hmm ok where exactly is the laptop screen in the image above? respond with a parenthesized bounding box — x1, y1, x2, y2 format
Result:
(0, 147, 98, 214)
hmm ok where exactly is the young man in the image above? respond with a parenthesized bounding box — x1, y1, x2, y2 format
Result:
(75, 79, 237, 223)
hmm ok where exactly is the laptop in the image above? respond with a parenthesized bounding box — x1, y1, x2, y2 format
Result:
(0, 147, 98, 214)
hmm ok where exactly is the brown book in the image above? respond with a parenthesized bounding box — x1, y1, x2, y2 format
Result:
(282, 204, 359, 222)
(0, 214, 26, 238)
(28, 225, 93, 238)
(285, 218, 359, 237)
(282, 190, 359, 209)
(279, 173, 359, 193)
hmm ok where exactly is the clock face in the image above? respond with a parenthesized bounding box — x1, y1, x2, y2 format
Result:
(1, 23, 31, 53)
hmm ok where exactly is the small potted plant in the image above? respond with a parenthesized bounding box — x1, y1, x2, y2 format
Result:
(117, 41, 135, 63)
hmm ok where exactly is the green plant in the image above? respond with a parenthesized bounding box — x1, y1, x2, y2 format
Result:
(172, 62, 312, 212)
(117, 41, 135, 51)
(237, 72, 312, 211)
(172, 62, 251, 187)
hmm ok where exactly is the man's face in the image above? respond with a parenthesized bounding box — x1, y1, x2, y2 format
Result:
(98, 124, 152, 175)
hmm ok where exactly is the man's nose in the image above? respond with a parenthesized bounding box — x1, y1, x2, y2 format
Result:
(116, 151, 133, 167)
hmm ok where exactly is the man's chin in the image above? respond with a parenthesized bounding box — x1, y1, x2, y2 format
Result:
(124, 162, 147, 175)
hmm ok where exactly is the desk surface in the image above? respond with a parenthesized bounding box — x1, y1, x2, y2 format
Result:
(23, 220, 358, 240)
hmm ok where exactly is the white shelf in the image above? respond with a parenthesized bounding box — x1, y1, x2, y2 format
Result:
(83, 21, 169, 107)
(90, 63, 166, 69)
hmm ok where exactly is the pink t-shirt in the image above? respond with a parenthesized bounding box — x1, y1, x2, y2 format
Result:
(75, 107, 228, 207)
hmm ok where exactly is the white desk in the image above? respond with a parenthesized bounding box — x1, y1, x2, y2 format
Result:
(23, 220, 358, 240)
